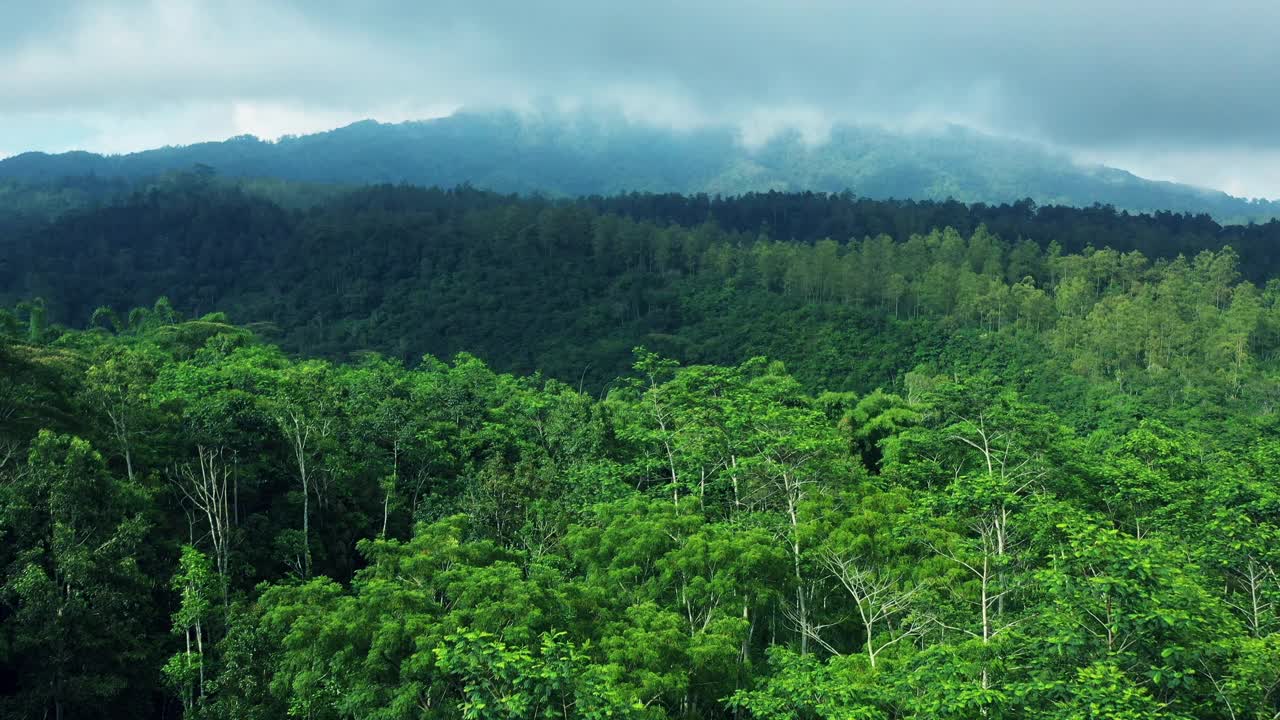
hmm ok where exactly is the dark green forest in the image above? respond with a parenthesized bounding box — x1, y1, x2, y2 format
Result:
(8, 176, 1280, 391)
(4, 180, 1280, 719)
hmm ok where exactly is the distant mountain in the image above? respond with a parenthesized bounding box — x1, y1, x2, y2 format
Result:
(3, 110, 1277, 221)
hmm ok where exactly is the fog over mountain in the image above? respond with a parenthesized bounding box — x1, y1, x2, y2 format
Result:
(4, 1, 1280, 199)
(5, 109, 1279, 222)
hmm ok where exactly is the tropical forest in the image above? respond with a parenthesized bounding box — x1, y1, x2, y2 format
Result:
(4, 174, 1280, 719)
(5, 2, 1280, 719)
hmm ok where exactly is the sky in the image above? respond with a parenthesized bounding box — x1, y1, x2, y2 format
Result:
(2, 1, 1279, 198)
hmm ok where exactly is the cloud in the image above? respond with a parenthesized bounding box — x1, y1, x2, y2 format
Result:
(2, 0, 1280, 196)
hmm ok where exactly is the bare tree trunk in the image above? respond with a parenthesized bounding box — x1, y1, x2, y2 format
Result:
(730, 455, 742, 515)
(280, 412, 316, 579)
(107, 407, 133, 483)
(195, 618, 205, 700)
(382, 440, 398, 537)
(824, 552, 921, 669)
(301, 459, 310, 577)
(171, 446, 234, 606)
(785, 478, 808, 655)
(382, 494, 391, 538)
(232, 451, 240, 527)
(184, 628, 194, 712)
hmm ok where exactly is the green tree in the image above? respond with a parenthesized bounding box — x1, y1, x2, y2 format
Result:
(163, 546, 220, 714)
(0, 432, 153, 719)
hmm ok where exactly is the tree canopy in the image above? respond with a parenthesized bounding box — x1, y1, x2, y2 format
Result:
(3, 184, 1280, 719)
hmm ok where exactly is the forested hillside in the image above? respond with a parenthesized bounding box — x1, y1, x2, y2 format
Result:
(4, 111, 1278, 221)
(4, 182, 1280, 719)
(6, 179, 1280, 395)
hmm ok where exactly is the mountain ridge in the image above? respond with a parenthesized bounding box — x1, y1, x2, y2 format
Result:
(2, 110, 1277, 222)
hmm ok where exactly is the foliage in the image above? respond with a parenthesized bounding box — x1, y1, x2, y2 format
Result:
(4, 187, 1280, 719)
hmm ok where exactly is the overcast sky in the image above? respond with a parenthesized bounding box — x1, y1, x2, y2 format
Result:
(3, 1, 1279, 198)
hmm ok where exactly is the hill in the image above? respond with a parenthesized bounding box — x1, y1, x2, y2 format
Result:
(5, 180, 1280, 397)
(3, 110, 1278, 222)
